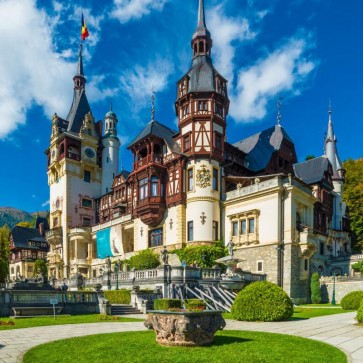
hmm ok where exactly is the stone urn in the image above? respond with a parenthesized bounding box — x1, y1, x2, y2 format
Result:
(144, 310, 226, 346)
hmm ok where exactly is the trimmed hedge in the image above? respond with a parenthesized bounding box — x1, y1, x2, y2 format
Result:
(129, 249, 160, 270)
(231, 281, 293, 322)
(341, 291, 363, 310)
(153, 299, 182, 310)
(104, 289, 131, 304)
(357, 300, 363, 323)
(310, 272, 322, 304)
(185, 299, 206, 311)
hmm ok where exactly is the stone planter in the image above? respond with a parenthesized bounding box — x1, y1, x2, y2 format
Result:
(144, 310, 226, 346)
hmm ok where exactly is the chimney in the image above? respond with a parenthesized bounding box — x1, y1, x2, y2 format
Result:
(39, 222, 44, 236)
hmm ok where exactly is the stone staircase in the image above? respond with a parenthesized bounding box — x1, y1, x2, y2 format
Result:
(110, 304, 143, 316)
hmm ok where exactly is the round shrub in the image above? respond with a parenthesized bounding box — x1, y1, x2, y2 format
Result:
(341, 291, 363, 310)
(357, 300, 363, 323)
(129, 249, 160, 270)
(231, 281, 293, 322)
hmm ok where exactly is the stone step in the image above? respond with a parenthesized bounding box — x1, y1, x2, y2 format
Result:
(110, 304, 143, 315)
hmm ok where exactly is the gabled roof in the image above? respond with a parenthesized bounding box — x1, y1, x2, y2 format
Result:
(127, 120, 181, 153)
(120, 170, 130, 180)
(10, 226, 49, 250)
(66, 89, 91, 133)
(293, 156, 332, 186)
(233, 125, 294, 172)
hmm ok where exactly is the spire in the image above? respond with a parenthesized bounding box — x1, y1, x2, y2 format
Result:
(192, 0, 212, 58)
(277, 95, 282, 126)
(77, 43, 84, 76)
(66, 43, 91, 132)
(324, 101, 344, 180)
(151, 87, 156, 121)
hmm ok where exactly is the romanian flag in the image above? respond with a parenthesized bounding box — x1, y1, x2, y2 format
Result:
(81, 14, 89, 40)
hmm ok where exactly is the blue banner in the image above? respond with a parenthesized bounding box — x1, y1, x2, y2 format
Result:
(96, 228, 112, 259)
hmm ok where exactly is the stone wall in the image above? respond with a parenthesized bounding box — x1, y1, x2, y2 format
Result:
(320, 277, 363, 303)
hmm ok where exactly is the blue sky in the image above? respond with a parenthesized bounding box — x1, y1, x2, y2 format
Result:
(0, 0, 362, 213)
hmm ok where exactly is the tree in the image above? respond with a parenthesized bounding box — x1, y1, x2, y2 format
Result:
(305, 155, 316, 161)
(310, 272, 322, 304)
(16, 221, 33, 228)
(342, 158, 363, 251)
(0, 225, 10, 283)
(34, 259, 48, 282)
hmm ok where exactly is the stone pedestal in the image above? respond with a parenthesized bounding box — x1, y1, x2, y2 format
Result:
(144, 310, 225, 346)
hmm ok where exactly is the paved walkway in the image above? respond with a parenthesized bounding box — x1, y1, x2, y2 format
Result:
(0, 312, 361, 362)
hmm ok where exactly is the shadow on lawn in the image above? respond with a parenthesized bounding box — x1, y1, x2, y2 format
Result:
(212, 335, 252, 346)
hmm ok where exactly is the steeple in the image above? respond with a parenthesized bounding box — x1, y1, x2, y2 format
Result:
(66, 43, 91, 133)
(324, 102, 345, 181)
(192, 0, 212, 58)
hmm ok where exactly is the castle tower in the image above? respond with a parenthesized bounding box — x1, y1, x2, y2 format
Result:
(324, 104, 346, 230)
(46, 44, 102, 278)
(175, 0, 230, 244)
(102, 106, 120, 194)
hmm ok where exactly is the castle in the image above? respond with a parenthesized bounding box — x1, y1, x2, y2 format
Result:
(42, 0, 350, 302)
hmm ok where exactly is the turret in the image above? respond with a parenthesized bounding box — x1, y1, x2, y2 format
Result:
(102, 106, 120, 194)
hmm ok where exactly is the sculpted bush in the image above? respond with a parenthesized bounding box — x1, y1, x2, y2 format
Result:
(341, 291, 363, 310)
(231, 281, 293, 322)
(356, 300, 363, 323)
(129, 249, 160, 270)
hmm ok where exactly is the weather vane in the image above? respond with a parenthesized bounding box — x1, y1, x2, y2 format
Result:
(277, 95, 282, 126)
(151, 86, 156, 121)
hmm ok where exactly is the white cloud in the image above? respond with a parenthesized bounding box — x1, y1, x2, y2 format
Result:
(42, 200, 50, 207)
(229, 36, 316, 122)
(208, 5, 256, 84)
(112, 0, 168, 23)
(119, 59, 174, 111)
(0, 0, 74, 139)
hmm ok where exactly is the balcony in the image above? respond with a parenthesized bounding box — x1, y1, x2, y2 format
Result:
(136, 196, 166, 227)
(45, 227, 63, 246)
(133, 154, 163, 170)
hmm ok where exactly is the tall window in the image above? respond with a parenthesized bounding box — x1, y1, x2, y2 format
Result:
(319, 242, 324, 255)
(213, 221, 218, 240)
(232, 221, 238, 236)
(215, 133, 222, 150)
(149, 228, 163, 247)
(84, 170, 91, 183)
(257, 261, 263, 272)
(187, 169, 193, 191)
(213, 169, 218, 191)
(139, 178, 148, 200)
(198, 101, 207, 111)
(81, 198, 92, 208)
(248, 218, 255, 233)
(184, 134, 190, 151)
(151, 176, 158, 196)
(187, 221, 194, 241)
(241, 220, 247, 234)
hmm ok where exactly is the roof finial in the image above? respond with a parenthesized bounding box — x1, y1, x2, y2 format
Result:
(328, 99, 332, 123)
(77, 43, 84, 76)
(110, 101, 113, 113)
(151, 86, 156, 121)
(277, 95, 282, 126)
(198, 0, 207, 28)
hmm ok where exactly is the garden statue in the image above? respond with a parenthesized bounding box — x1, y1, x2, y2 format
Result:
(161, 247, 169, 265)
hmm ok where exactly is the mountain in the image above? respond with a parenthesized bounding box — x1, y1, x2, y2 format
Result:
(0, 207, 48, 229)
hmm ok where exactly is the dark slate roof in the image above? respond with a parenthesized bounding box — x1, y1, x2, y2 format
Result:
(35, 217, 49, 232)
(233, 125, 293, 172)
(193, 0, 211, 39)
(186, 55, 222, 93)
(66, 89, 91, 133)
(127, 120, 181, 153)
(293, 156, 331, 185)
(120, 170, 130, 180)
(11, 226, 48, 250)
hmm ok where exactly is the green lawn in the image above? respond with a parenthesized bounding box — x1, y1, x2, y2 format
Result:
(23, 330, 346, 363)
(222, 306, 348, 320)
(0, 314, 142, 330)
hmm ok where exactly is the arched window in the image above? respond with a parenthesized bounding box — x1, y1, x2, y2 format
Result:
(199, 41, 204, 53)
(151, 176, 158, 196)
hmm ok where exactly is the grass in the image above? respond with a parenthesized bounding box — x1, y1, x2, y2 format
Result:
(0, 314, 143, 330)
(23, 330, 346, 363)
(222, 305, 348, 320)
